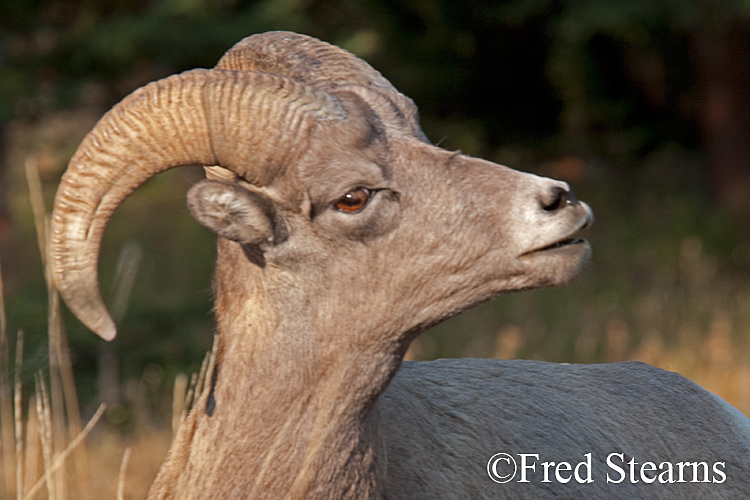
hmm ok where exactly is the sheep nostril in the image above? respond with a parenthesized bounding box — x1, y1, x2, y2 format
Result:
(542, 186, 578, 212)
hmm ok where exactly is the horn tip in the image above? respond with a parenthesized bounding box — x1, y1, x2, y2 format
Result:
(94, 319, 117, 341)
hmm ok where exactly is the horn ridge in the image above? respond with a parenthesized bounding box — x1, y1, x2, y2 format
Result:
(217, 31, 397, 92)
(217, 32, 426, 140)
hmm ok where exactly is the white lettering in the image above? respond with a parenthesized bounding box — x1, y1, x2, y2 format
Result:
(658, 462, 674, 483)
(677, 462, 689, 483)
(640, 461, 657, 483)
(517, 454, 538, 483)
(626, 456, 639, 483)
(690, 462, 710, 483)
(575, 453, 594, 483)
(555, 461, 572, 483)
(713, 462, 727, 483)
(488, 452, 729, 485)
(607, 453, 625, 483)
(541, 461, 555, 483)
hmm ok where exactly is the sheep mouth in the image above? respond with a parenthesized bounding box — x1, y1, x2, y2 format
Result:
(535, 237, 586, 253)
(521, 237, 588, 257)
(520, 214, 593, 257)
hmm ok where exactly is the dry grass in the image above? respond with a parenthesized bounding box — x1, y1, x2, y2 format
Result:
(0, 159, 99, 499)
(486, 314, 750, 417)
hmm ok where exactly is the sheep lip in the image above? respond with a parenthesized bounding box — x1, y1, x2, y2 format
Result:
(520, 215, 593, 257)
(521, 237, 588, 257)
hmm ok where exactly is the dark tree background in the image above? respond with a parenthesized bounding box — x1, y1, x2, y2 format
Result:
(3, 0, 750, 216)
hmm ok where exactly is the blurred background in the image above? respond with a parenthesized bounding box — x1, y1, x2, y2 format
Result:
(2, 0, 750, 497)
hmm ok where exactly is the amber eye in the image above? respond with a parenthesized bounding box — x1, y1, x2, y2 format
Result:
(334, 187, 372, 213)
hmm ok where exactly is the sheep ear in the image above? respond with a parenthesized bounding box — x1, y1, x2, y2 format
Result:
(187, 180, 284, 248)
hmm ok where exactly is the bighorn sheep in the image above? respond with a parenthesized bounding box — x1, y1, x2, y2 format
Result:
(50, 32, 750, 499)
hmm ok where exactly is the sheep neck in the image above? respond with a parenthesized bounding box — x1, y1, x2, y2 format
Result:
(148, 251, 404, 499)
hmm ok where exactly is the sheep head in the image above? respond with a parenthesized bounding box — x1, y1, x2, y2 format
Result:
(50, 32, 592, 353)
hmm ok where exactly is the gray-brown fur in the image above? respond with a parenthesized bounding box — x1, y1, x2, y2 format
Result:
(49, 31, 750, 498)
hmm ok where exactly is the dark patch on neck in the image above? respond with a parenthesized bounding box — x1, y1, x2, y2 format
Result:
(205, 362, 220, 417)
(242, 243, 266, 268)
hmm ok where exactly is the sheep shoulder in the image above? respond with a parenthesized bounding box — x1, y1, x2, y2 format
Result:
(378, 359, 750, 499)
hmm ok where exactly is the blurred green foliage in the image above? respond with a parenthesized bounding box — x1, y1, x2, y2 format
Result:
(2, 0, 750, 410)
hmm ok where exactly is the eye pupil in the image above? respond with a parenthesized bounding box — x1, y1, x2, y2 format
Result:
(335, 188, 371, 213)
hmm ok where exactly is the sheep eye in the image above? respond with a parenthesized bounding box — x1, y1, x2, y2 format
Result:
(334, 187, 372, 213)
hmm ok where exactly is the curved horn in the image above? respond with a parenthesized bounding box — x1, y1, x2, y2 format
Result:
(51, 68, 344, 340)
(217, 32, 425, 139)
(217, 31, 398, 92)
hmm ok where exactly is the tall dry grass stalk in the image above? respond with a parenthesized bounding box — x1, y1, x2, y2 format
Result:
(171, 374, 187, 440)
(23, 395, 39, 499)
(116, 448, 131, 500)
(1, 255, 16, 496)
(15, 331, 24, 500)
(34, 374, 55, 500)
